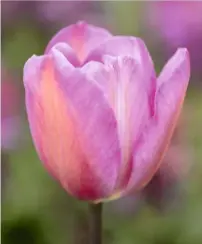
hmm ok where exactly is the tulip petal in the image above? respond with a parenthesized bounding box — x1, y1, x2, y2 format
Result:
(87, 36, 152, 67)
(24, 49, 121, 200)
(23, 50, 76, 184)
(86, 37, 155, 77)
(49, 42, 80, 67)
(124, 48, 190, 195)
(53, 63, 121, 200)
(45, 21, 112, 63)
(82, 56, 151, 190)
(87, 36, 157, 115)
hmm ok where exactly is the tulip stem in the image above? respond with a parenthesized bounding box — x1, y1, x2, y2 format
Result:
(88, 202, 103, 244)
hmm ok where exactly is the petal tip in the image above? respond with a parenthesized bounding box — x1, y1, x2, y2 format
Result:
(176, 48, 190, 62)
(23, 54, 45, 87)
(76, 20, 87, 27)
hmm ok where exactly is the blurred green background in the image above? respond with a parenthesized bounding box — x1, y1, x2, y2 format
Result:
(1, 1, 202, 244)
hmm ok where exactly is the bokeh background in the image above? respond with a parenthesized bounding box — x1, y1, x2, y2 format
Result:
(1, 1, 202, 244)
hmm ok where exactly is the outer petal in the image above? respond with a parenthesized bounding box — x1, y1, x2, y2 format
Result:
(45, 21, 112, 64)
(124, 48, 190, 195)
(23, 49, 121, 201)
(23, 51, 75, 187)
(82, 56, 151, 192)
(54, 65, 121, 200)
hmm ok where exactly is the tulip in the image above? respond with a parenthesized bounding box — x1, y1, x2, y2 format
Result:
(23, 21, 190, 202)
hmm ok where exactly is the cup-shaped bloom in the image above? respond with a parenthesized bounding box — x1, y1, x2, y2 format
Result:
(23, 21, 190, 202)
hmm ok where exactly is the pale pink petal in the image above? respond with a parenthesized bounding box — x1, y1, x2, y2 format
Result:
(45, 21, 112, 63)
(49, 42, 80, 67)
(24, 49, 121, 200)
(124, 48, 190, 195)
(86, 37, 156, 78)
(86, 36, 157, 114)
(82, 56, 151, 191)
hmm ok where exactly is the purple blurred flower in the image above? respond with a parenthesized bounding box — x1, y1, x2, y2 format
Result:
(1, 68, 21, 150)
(36, 1, 105, 28)
(1, 1, 105, 32)
(1, 1, 21, 27)
(147, 2, 202, 74)
(1, 1, 36, 28)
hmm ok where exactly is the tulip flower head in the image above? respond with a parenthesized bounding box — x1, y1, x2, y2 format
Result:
(23, 21, 190, 202)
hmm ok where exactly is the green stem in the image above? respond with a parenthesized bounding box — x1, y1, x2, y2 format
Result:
(88, 202, 103, 244)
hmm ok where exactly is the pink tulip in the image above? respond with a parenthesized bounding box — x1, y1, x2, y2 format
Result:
(23, 21, 190, 202)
